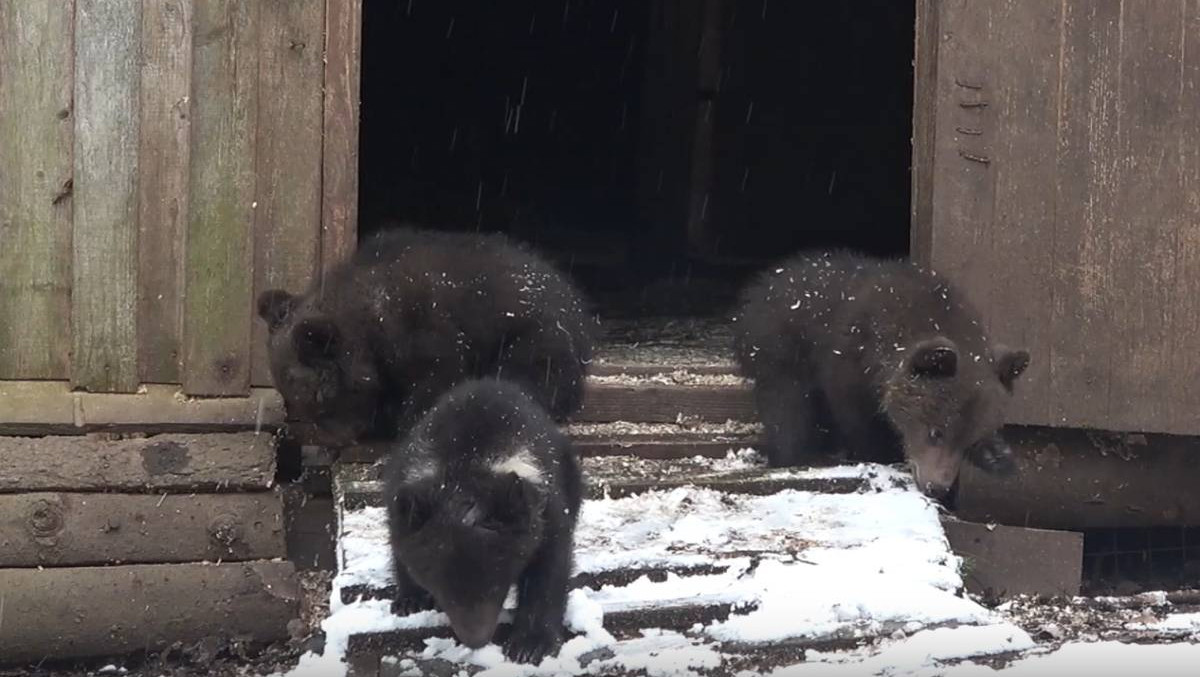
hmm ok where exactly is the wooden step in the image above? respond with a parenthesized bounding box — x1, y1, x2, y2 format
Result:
(332, 421, 761, 466)
(328, 461, 1004, 675)
(333, 452, 866, 511)
(590, 317, 738, 377)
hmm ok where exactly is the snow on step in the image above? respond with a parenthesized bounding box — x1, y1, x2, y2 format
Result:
(283, 458, 1025, 676)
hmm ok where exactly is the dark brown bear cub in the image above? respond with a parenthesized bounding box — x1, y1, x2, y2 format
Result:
(733, 251, 1030, 498)
(257, 227, 595, 445)
(383, 379, 583, 664)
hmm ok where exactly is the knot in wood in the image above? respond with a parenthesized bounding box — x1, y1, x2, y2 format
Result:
(208, 513, 244, 548)
(28, 499, 65, 539)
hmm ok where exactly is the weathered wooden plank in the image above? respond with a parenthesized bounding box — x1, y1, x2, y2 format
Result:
(183, 0, 259, 396)
(925, 0, 999, 345)
(137, 0, 193, 384)
(978, 0, 1060, 425)
(1105, 2, 1195, 432)
(0, 561, 297, 664)
(0, 0, 74, 380)
(577, 382, 755, 423)
(0, 381, 284, 434)
(321, 0, 363, 285)
(942, 517, 1082, 599)
(0, 492, 285, 567)
(251, 0, 325, 386)
(909, 0, 940, 268)
(1050, 0, 1122, 430)
(71, 0, 142, 393)
(0, 432, 277, 493)
(1170, 1, 1200, 432)
(956, 426, 1200, 530)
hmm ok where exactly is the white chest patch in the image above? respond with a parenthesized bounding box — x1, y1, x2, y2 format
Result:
(490, 447, 544, 484)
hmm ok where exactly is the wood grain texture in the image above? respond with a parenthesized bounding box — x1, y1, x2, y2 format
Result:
(909, 0, 940, 269)
(71, 0, 142, 393)
(183, 0, 259, 396)
(0, 432, 277, 493)
(929, 0, 1059, 424)
(1105, 2, 1195, 432)
(0, 0, 75, 380)
(0, 492, 285, 567)
(137, 0, 193, 384)
(925, 0, 1200, 434)
(1167, 1, 1200, 432)
(1050, 0, 1122, 429)
(0, 561, 297, 663)
(251, 0, 325, 386)
(0, 381, 284, 434)
(320, 0, 363, 286)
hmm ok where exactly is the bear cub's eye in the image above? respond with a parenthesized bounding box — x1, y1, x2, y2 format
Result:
(928, 428, 945, 444)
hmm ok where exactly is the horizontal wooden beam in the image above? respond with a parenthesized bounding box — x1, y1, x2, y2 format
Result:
(0, 377, 757, 433)
(956, 426, 1200, 529)
(0, 432, 277, 493)
(0, 492, 285, 567)
(0, 561, 297, 665)
(0, 381, 284, 434)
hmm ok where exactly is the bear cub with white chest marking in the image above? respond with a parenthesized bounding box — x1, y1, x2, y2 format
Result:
(734, 251, 1030, 498)
(383, 378, 583, 664)
(257, 226, 595, 445)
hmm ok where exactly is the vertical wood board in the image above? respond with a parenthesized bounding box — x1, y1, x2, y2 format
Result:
(137, 0, 193, 384)
(71, 0, 142, 393)
(183, 0, 259, 396)
(0, 0, 75, 380)
(320, 0, 363, 287)
(251, 0, 326, 386)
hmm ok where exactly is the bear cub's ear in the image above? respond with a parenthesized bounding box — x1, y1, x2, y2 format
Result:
(910, 338, 959, 378)
(293, 317, 341, 365)
(995, 347, 1031, 390)
(258, 289, 298, 332)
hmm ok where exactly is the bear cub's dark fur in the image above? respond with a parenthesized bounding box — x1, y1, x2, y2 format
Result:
(733, 251, 1030, 497)
(383, 378, 583, 664)
(257, 227, 596, 444)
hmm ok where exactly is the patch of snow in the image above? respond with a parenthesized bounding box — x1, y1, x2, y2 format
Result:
(1127, 611, 1200, 634)
(948, 640, 1200, 676)
(588, 372, 748, 387)
(777, 623, 1035, 675)
(588, 630, 723, 677)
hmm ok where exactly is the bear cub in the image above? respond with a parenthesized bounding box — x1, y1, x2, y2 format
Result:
(733, 251, 1030, 497)
(383, 378, 583, 664)
(257, 227, 595, 444)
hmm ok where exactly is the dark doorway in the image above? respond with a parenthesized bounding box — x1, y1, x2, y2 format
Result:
(358, 0, 915, 318)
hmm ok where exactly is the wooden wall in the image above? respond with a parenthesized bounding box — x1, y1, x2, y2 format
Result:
(915, 0, 1200, 436)
(0, 0, 360, 396)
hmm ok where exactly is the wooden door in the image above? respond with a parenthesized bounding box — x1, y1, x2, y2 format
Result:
(912, 0, 1200, 435)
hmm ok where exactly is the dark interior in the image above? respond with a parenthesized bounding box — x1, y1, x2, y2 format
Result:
(358, 0, 916, 317)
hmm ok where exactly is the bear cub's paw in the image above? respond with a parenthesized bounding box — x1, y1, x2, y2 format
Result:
(504, 624, 563, 665)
